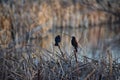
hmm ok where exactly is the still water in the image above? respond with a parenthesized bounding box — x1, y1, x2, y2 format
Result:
(38, 24, 120, 62)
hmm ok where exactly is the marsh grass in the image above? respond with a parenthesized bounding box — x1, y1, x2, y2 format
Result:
(0, 0, 120, 80)
(0, 43, 120, 80)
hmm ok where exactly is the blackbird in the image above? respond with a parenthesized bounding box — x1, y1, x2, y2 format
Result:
(71, 36, 78, 52)
(107, 1, 111, 8)
(55, 35, 61, 46)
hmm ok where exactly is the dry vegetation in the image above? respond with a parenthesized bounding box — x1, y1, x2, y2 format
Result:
(0, 41, 120, 80)
(0, 0, 120, 80)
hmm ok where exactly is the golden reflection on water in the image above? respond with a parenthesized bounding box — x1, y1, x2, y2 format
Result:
(38, 24, 120, 61)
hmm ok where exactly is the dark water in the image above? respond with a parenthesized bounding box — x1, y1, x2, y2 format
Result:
(39, 24, 120, 62)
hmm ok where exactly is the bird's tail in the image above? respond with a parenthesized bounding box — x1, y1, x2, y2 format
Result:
(75, 48, 77, 52)
(55, 42, 58, 46)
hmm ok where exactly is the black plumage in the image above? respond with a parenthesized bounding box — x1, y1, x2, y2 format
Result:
(55, 35, 61, 46)
(107, 1, 111, 8)
(71, 36, 78, 52)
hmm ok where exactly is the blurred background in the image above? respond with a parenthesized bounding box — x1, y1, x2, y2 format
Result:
(0, 0, 119, 60)
(0, 0, 120, 79)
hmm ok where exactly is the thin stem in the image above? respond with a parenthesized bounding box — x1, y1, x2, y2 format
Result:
(74, 50, 78, 63)
(58, 45, 64, 58)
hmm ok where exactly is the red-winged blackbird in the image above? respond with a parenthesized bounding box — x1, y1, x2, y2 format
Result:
(54, 35, 64, 57)
(107, 1, 111, 8)
(71, 36, 78, 52)
(55, 35, 61, 46)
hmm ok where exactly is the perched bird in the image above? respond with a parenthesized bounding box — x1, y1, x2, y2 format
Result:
(107, 1, 111, 8)
(55, 35, 61, 46)
(54, 35, 64, 57)
(71, 36, 78, 63)
(71, 36, 78, 52)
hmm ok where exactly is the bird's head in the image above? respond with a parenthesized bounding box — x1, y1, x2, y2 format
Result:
(57, 35, 60, 38)
(72, 36, 76, 40)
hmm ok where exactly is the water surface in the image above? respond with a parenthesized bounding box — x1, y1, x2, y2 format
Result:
(39, 24, 120, 62)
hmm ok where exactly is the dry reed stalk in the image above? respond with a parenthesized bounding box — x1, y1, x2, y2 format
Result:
(58, 60, 65, 78)
(10, 70, 24, 79)
(84, 68, 96, 80)
(58, 45, 64, 58)
(74, 50, 78, 63)
(72, 63, 85, 74)
(107, 49, 113, 76)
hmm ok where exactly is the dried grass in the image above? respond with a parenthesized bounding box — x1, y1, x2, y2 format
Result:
(0, 43, 120, 80)
(0, 0, 120, 80)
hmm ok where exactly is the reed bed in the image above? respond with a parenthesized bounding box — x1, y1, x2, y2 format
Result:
(0, 0, 120, 80)
(0, 44, 120, 80)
